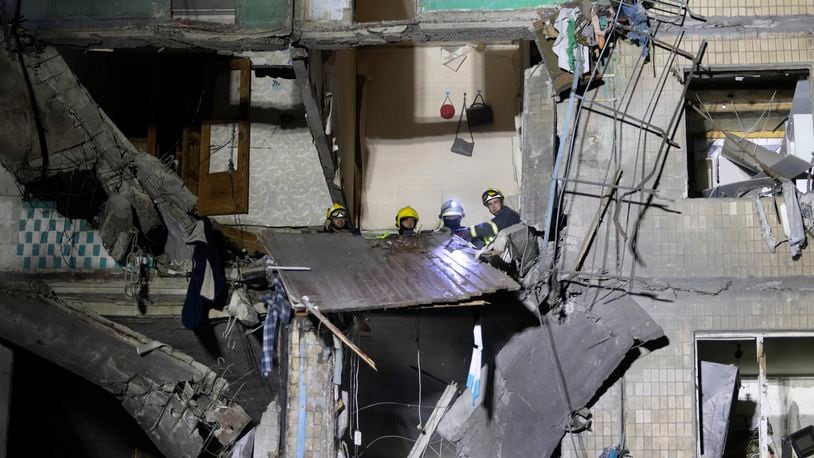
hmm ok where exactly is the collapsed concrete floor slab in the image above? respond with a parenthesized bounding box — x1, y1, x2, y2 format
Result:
(0, 288, 251, 457)
(438, 295, 664, 457)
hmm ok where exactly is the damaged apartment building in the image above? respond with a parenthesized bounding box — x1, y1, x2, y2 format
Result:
(2, 0, 814, 457)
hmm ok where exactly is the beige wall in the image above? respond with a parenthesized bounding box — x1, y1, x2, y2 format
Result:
(358, 45, 522, 230)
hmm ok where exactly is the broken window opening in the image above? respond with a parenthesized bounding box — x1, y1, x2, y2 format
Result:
(198, 58, 251, 215)
(354, 0, 416, 23)
(684, 68, 812, 198)
(695, 333, 814, 458)
(171, 0, 237, 24)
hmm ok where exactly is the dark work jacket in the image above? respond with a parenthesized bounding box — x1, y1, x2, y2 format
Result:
(492, 206, 521, 230)
(321, 220, 357, 233)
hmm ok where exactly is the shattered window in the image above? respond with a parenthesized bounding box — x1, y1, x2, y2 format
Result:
(685, 69, 811, 198)
(696, 335, 814, 457)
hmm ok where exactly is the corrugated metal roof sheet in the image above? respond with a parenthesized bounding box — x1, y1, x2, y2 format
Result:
(259, 231, 520, 312)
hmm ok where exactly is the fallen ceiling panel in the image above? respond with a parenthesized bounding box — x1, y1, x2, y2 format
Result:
(437, 295, 664, 457)
(259, 232, 520, 312)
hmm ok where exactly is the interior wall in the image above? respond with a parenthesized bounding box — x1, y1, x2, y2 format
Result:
(0, 162, 119, 272)
(211, 71, 332, 228)
(0, 163, 23, 271)
(358, 45, 522, 230)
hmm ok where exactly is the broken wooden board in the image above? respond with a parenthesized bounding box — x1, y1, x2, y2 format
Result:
(260, 231, 520, 312)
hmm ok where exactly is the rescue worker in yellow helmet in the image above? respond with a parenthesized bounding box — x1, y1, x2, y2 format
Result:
(395, 206, 419, 236)
(468, 188, 521, 247)
(322, 203, 355, 233)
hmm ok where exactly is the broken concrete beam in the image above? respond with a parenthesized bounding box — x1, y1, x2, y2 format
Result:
(99, 193, 135, 262)
(0, 36, 197, 262)
(0, 288, 247, 457)
(208, 405, 253, 446)
(253, 400, 282, 458)
(438, 295, 664, 457)
(0, 344, 11, 458)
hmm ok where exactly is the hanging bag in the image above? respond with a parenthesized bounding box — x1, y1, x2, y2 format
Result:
(451, 93, 474, 157)
(465, 92, 494, 126)
(439, 93, 456, 119)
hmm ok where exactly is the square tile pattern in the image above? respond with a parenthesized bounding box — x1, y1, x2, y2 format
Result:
(16, 202, 118, 271)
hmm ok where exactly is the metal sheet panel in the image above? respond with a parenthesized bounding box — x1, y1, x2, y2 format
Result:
(438, 295, 665, 457)
(700, 361, 739, 458)
(259, 232, 520, 312)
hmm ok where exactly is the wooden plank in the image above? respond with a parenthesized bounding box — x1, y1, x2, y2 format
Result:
(214, 222, 265, 254)
(407, 382, 458, 458)
(260, 232, 519, 312)
(301, 297, 377, 371)
(292, 57, 345, 206)
(695, 130, 786, 139)
(180, 128, 200, 195)
(429, 237, 498, 293)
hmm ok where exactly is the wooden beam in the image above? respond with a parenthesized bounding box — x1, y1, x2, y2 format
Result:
(292, 56, 345, 206)
(695, 130, 786, 139)
(407, 382, 458, 458)
(300, 296, 376, 371)
(698, 102, 792, 113)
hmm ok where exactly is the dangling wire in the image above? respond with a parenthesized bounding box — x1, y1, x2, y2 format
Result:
(123, 228, 142, 298)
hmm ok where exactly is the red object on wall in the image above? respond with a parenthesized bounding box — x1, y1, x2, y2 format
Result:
(440, 94, 455, 119)
(440, 103, 455, 119)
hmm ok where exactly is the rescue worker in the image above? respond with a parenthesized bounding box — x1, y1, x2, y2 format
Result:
(395, 206, 419, 236)
(468, 188, 521, 247)
(323, 203, 355, 233)
(482, 187, 521, 230)
(438, 200, 466, 233)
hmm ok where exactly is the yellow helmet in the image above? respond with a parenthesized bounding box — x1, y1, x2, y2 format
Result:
(481, 187, 504, 206)
(395, 206, 419, 228)
(326, 203, 349, 219)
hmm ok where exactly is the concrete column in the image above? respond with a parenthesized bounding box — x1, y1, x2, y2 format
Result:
(0, 343, 13, 458)
(284, 318, 336, 458)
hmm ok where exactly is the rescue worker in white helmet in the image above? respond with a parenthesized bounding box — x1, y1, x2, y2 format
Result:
(438, 199, 467, 234)
(481, 188, 520, 229)
(468, 188, 521, 247)
(322, 203, 355, 233)
(395, 206, 419, 236)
